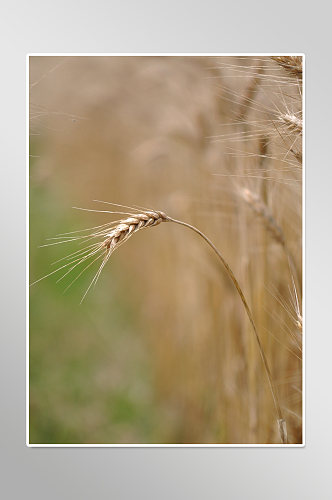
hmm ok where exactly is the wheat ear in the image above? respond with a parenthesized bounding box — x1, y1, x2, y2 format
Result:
(241, 189, 285, 245)
(271, 56, 302, 79)
(278, 113, 303, 136)
(94, 207, 287, 443)
(241, 188, 300, 295)
(103, 210, 167, 251)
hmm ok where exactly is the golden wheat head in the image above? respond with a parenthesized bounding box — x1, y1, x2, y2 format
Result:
(103, 210, 168, 252)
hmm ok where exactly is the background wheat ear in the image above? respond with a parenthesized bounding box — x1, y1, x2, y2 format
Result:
(241, 188, 286, 246)
(240, 187, 301, 297)
(278, 113, 303, 136)
(270, 56, 303, 78)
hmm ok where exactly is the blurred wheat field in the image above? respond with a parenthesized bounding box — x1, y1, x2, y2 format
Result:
(29, 55, 302, 444)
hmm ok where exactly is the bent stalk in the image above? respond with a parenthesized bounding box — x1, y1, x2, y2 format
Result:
(166, 215, 287, 444)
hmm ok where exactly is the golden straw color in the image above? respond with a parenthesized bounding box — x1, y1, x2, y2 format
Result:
(29, 56, 302, 445)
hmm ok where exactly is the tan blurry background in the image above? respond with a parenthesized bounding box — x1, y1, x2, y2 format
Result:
(29, 56, 302, 444)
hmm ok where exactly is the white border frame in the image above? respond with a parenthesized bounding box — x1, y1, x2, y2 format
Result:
(26, 53, 305, 448)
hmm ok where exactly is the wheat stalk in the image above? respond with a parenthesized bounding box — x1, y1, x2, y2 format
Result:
(166, 213, 287, 443)
(236, 61, 264, 122)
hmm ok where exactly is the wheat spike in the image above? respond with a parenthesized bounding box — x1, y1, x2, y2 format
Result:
(79, 210, 168, 301)
(278, 113, 303, 135)
(271, 56, 303, 78)
(241, 188, 285, 245)
(103, 210, 167, 252)
(241, 188, 300, 299)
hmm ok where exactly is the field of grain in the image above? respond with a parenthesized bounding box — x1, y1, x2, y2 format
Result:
(29, 56, 302, 444)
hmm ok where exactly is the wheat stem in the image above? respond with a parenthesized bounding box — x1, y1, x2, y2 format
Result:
(166, 215, 287, 444)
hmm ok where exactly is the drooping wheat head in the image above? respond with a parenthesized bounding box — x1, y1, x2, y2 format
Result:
(31, 206, 169, 302)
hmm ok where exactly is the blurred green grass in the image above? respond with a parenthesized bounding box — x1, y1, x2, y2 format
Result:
(29, 181, 165, 444)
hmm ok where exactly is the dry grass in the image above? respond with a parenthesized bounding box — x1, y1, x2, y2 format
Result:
(29, 55, 303, 445)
